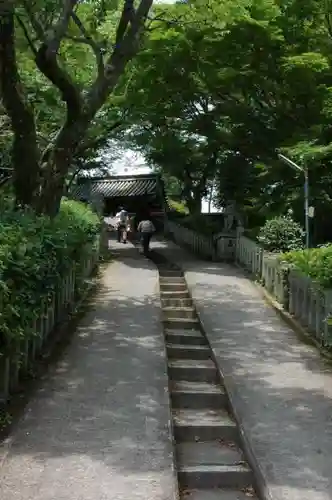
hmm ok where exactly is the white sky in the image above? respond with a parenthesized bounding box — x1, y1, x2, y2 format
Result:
(111, 149, 220, 213)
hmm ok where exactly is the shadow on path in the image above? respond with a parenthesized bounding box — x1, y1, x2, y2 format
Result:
(153, 238, 332, 500)
(0, 255, 176, 500)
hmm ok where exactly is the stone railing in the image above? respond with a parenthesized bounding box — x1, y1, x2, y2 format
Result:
(214, 233, 237, 261)
(236, 232, 263, 276)
(0, 240, 100, 404)
(288, 271, 332, 346)
(261, 253, 287, 306)
(236, 232, 332, 347)
(165, 219, 332, 346)
(165, 220, 236, 261)
(166, 219, 213, 258)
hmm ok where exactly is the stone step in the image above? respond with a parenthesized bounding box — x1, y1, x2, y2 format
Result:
(156, 261, 180, 268)
(177, 441, 244, 467)
(159, 276, 186, 283)
(165, 330, 207, 346)
(162, 298, 193, 308)
(173, 408, 238, 442)
(160, 283, 187, 292)
(180, 489, 257, 500)
(159, 270, 183, 277)
(168, 359, 218, 383)
(167, 344, 211, 360)
(164, 317, 200, 330)
(178, 464, 253, 489)
(161, 290, 190, 299)
(171, 380, 227, 409)
(163, 307, 196, 320)
(158, 266, 180, 278)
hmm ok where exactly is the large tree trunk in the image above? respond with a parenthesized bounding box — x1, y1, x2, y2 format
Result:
(1, 0, 153, 216)
(36, 120, 87, 216)
(0, 5, 40, 207)
(183, 186, 202, 215)
(37, 166, 67, 217)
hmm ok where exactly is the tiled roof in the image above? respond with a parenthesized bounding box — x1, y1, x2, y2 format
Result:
(72, 175, 158, 200)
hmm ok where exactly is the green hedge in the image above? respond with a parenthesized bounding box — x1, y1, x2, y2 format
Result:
(280, 244, 332, 289)
(168, 199, 189, 215)
(0, 199, 100, 353)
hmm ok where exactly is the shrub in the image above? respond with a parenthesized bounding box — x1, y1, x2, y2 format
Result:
(280, 244, 332, 288)
(257, 214, 304, 253)
(0, 199, 100, 354)
(168, 199, 189, 215)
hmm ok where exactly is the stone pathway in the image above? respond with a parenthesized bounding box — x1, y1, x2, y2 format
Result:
(152, 239, 332, 500)
(0, 240, 177, 500)
(3, 232, 332, 500)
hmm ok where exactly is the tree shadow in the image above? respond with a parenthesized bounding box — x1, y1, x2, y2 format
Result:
(154, 239, 332, 499)
(0, 255, 176, 500)
(106, 232, 156, 270)
(200, 290, 332, 499)
(151, 237, 241, 278)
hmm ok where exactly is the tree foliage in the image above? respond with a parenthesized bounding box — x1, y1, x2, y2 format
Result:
(3, 0, 332, 238)
(0, 0, 154, 215)
(115, 0, 332, 242)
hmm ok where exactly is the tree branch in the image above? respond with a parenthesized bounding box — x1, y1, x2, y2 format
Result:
(20, 0, 82, 125)
(70, 11, 104, 76)
(20, 0, 45, 40)
(31, 2, 85, 126)
(76, 120, 123, 154)
(15, 13, 38, 56)
(35, 44, 82, 126)
(115, 0, 136, 45)
(325, 12, 332, 39)
(84, 0, 153, 119)
(45, 0, 79, 57)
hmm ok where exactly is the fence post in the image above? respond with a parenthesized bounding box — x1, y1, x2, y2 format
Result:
(323, 291, 332, 346)
(236, 226, 244, 263)
(0, 241, 100, 404)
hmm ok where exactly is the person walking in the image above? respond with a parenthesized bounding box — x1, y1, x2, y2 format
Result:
(115, 207, 128, 243)
(137, 215, 156, 254)
(127, 213, 136, 242)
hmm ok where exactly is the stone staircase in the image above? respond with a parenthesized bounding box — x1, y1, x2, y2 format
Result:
(150, 251, 258, 500)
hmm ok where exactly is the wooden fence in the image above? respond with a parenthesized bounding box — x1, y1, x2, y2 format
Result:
(235, 231, 332, 347)
(0, 241, 100, 403)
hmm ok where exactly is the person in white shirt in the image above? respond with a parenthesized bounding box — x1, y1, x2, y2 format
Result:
(126, 213, 136, 242)
(115, 207, 128, 243)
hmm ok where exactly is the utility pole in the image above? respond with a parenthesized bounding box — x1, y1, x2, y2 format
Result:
(277, 153, 310, 249)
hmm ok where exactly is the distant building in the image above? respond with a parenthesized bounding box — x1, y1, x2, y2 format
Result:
(71, 172, 168, 228)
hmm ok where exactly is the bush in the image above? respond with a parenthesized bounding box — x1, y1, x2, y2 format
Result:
(257, 214, 304, 253)
(0, 199, 100, 354)
(168, 198, 189, 215)
(280, 244, 332, 288)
